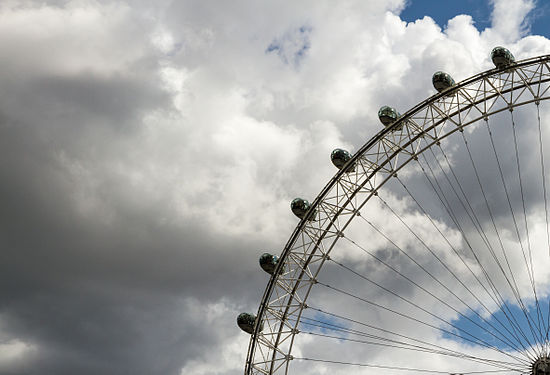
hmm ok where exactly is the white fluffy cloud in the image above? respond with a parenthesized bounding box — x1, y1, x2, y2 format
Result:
(1, 0, 550, 374)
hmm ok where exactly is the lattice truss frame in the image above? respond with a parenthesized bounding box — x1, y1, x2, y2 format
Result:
(245, 55, 550, 375)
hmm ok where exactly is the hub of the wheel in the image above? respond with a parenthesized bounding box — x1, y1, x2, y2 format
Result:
(532, 357, 550, 375)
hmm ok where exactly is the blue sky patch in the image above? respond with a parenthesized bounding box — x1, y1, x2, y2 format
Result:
(266, 25, 312, 67)
(443, 299, 549, 351)
(299, 311, 351, 339)
(400, 0, 492, 32)
(400, 0, 550, 38)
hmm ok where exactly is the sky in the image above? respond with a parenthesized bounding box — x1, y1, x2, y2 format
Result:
(2, 0, 550, 374)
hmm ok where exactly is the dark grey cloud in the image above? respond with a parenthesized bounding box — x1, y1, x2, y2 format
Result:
(1, 0, 550, 374)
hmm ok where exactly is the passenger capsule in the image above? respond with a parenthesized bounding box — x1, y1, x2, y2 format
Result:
(432, 71, 455, 93)
(291, 198, 316, 220)
(259, 253, 279, 275)
(378, 106, 400, 127)
(491, 47, 515, 69)
(237, 312, 263, 334)
(331, 148, 355, 172)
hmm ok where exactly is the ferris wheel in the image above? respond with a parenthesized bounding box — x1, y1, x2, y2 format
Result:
(238, 47, 550, 375)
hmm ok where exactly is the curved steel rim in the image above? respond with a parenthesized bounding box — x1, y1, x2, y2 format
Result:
(245, 53, 550, 375)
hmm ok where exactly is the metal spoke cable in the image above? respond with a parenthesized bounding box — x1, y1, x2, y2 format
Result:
(303, 330, 467, 356)
(507, 110, 546, 338)
(373, 190, 539, 354)
(294, 319, 508, 364)
(315, 280, 530, 364)
(295, 317, 472, 358)
(298, 330, 525, 370)
(296, 318, 448, 352)
(428, 144, 537, 353)
(486, 115, 538, 304)
(428, 146, 494, 255)
(293, 314, 528, 368)
(509, 110, 537, 293)
(412, 154, 531, 353)
(461, 125, 525, 307)
(460, 129, 544, 352)
(534, 102, 550, 344)
(485, 115, 544, 339)
(536, 103, 550, 245)
(329, 256, 523, 354)
(293, 357, 524, 374)
(393, 171, 535, 354)
(415, 154, 461, 234)
(419, 148, 511, 311)
(349, 215, 532, 358)
(304, 307, 531, 368)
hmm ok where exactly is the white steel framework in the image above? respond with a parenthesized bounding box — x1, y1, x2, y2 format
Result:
(245, 54, 550, 375)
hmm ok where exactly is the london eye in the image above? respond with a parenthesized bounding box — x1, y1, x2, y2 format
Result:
(239, 47, 550, 375)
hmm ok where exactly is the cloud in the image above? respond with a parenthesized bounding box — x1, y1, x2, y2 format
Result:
(266, 25, 312, 68)
(1, 0, 550, 374)
(490, 0, 535, 42)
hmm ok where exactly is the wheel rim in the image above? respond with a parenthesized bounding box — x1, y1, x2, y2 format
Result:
(246, 54, 550, 375)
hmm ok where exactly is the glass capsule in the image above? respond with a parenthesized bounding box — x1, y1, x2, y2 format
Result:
(259, 253, 279, 275)
(331, 148, 355, 172)
(378, 105, 399, 126)
(237, 312, 263, 334)
(491, 46, 515, 69)
(432, 71, 455, 93)
(291, 198, 316, 220)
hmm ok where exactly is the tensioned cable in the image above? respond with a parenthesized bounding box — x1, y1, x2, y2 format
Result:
(302, 308, 530, 368)
(292, 315, 527, 369)
(536, 103, 550, 260)
(426, 143, 536, 353)
(459, 128, 544, 353)
(472, 112, 542, 354)
(378, 136, 539, 357)
(348, 216, 532, 359)
(300, 330, 524, 371)
(365, 131, 538, 356)
(460, 126, 526, 309)
(413, 151, 529, 352)
(419, 147, 509, 310)
(393, 171, 534, 354)
(329, 255, 523, 354)
(296, 317, 478, 359)
(534, 102, 550, 346)
(427, 146, 494, 254)
(482, 113, 545, 340)
(315, 280, 530, 364)
(295, 319, 502, 364)
(507, 109, 547, 339)
(371, 191, 540, 357)
(293, 357, 524, 374)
